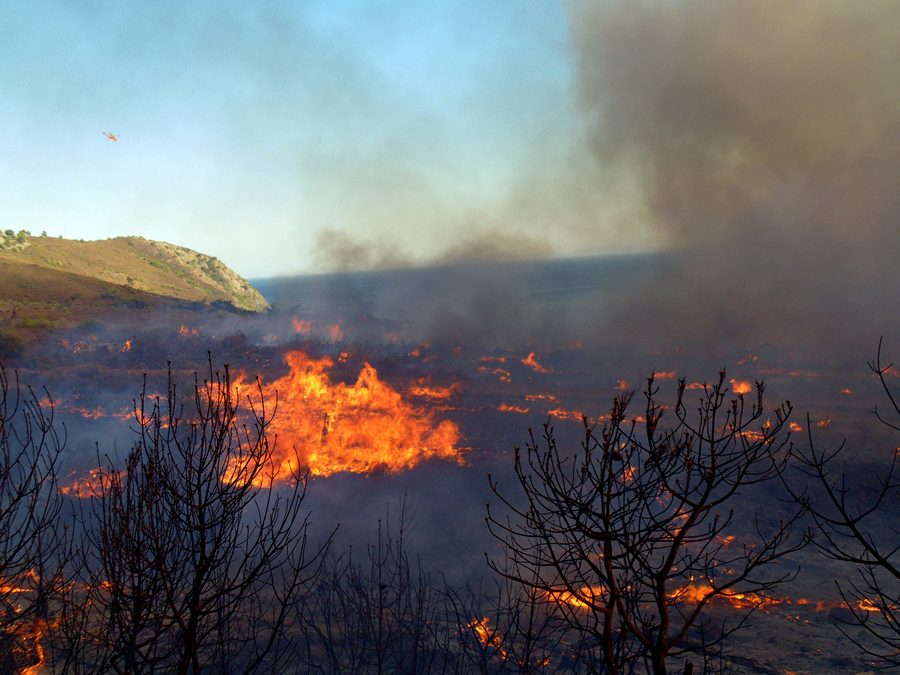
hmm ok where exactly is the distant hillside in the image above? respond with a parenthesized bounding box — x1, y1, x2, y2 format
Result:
(0, 233, 268, 311)
(0, 232, 269, 358)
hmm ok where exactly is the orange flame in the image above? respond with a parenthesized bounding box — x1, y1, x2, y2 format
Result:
(546, 580, 823, 615)
(497, 403, 529, 414)
(478, 366, 511, 382)
(60, 468, 108, 498)
(406, 379, 462, 400)
(546, 586, 601, 610)
(522, 352, 549, 374)
(730, 380, 753, 395)
(469, 616, 505, 654)
(547, 408, 584, 422)
(122, 340, 132, 352)
(292, 317, 313, 333)
(238, 351, 462, 479)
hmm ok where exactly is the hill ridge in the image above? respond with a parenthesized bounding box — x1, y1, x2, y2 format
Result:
(0, 233, 268, 312)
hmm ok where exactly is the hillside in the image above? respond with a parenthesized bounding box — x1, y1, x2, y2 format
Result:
(0, 233, 268, 311)
(0, 232, 269, 358)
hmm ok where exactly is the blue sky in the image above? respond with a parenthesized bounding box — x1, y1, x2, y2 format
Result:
(2, 0, 647, 277)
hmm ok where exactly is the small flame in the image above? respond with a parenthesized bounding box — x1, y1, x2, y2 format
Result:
(522, 352, 549, 374)
(478, 366, 511, 382)
(525, 394, 557, 402)
(546, 586, 601, 610)
(730, 380, 753, 395)
(468, 616, 506, 654)
(292, 317, 313, 333)
(60, 468, 107, 497)
(406, 379, 462, 400)
(496, 402, 529, 414)
(547, 408, 584, 422)
(122, 339, 132, 352)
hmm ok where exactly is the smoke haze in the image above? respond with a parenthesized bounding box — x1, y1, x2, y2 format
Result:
(567, 0, 900, 350)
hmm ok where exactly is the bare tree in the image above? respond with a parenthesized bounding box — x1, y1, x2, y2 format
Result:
(487, 373, 809, 675)
(56, 359, 330, 675)
(298, 497, 457, 675)
(0, 361, 68, 673)
(444, 564, 575, 675)
(788, 339, 900, 666)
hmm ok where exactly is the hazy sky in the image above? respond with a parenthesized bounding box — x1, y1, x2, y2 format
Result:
(3, 1, 898, 282)
(2, 0, 641, 277)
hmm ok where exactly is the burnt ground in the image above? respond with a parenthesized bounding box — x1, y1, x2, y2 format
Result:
(5, 257, 900, 674)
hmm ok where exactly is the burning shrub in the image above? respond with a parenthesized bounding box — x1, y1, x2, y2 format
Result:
(487, 372, 810, 675)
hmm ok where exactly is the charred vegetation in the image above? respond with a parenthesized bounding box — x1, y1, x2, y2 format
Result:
(787, 339, 900, 667)
(486, 374, 811, 675)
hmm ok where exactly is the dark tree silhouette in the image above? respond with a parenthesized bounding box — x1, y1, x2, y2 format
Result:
(297, 497, 458, 675)
(487, 373, 809, 675)
(444, 562, 576, 675)
(789, 340, 900, 666)
(57, 360, 330, 675)
(0, 362, 68, 673)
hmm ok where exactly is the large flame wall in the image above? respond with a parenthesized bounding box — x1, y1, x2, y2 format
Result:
(245, 350, 462, 478)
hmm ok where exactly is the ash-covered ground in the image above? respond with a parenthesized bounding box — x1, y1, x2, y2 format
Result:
(12, 253, 900, 674)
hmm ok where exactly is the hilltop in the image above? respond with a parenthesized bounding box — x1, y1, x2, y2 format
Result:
(0, 231, 269, 358)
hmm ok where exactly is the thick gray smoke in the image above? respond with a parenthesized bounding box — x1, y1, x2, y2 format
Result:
(569, 1, 900, 351)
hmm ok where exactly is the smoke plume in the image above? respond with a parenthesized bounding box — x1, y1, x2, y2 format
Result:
(570, 1, 900, 351)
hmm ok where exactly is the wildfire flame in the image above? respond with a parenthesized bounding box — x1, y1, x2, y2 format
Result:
(522, 352, 549, 374)
(547, 408, 584, 422)
(60, 468, 108, 498)
(730, 379, 753, 395)
(237, 350, 462, 479)
(0, 572, 52, 674)
(546, 579, 866, 619)
(497, 402, 529, 414)
(469, 616, 506, 654)
(478, 366, 511, 382)
(292, 317, 313, 333)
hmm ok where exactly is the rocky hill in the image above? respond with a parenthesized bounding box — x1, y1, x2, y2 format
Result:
(0, 232, 269, 358)
(0, 232, 268, 312)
